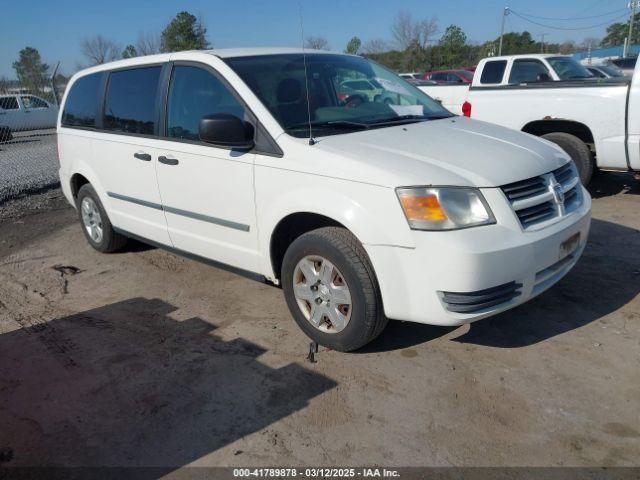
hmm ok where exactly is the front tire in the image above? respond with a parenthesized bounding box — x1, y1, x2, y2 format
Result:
(76, 184, 127, 253)
(281, 227, 388, 352)
(541, 132, 594, 186)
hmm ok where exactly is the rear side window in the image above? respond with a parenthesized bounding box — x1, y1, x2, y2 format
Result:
(480, 61, 507, 84)
(166, 65, 246, 141)
(104, 67, 162, 135)
(0, 97, 19, 110)
(62, 73, 102, 127)
(508, 59, 551, 83)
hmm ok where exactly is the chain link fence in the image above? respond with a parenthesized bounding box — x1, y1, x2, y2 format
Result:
(0, 75, 66, 204)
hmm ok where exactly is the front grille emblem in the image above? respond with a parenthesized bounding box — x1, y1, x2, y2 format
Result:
(551, 182, 565, 206)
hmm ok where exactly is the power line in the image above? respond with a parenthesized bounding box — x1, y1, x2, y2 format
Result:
(509, 10, 629, 31)
(509, 8, 627, 21)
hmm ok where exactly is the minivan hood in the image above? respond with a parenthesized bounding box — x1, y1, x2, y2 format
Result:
(314, 117, 569, 188)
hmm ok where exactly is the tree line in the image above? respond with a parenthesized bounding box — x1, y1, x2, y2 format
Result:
(5, 8, 636, 99)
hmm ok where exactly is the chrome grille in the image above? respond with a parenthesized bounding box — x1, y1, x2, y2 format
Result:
(501, 161, 582, 230)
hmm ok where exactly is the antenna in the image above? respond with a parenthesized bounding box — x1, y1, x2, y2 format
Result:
(298, 1, 315, 145)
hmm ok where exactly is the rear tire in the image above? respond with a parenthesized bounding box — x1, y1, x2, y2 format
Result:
(76, 184, 127, 253)
(541, 132, 594, 186)
(281, 227, 388, 352)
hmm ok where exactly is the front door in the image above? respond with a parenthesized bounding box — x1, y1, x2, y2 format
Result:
(154, 63, 259, 273)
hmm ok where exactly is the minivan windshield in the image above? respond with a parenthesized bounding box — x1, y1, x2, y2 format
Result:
(225, 53, 452, 138)
(547, 56, 593, 80)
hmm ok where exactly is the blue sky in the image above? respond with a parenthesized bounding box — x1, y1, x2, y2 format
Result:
(1, 0, 630, 78)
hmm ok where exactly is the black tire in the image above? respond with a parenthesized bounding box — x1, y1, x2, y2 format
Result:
(76, 184, 127, 253)
(541, 132, 594, 186)
(0, 126, 12, 143)
(281, 227, 388, 352)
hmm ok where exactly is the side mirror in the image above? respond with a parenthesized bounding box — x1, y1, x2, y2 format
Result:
(537, 73, 552, 82)
(198, 113, 255, 149)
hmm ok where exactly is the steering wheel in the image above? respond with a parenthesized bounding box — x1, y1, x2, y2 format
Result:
(343, 95, 365, 108)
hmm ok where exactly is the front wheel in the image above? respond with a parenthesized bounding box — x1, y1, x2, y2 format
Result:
(541, 132, 594, 186)
(281, 227, 388, 352)
(76, 184, 127, 253)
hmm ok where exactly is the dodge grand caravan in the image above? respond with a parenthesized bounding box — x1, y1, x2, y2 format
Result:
(57, 48, 591, 351)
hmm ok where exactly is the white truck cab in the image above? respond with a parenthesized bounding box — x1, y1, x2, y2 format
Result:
(57, 48, 591, 351)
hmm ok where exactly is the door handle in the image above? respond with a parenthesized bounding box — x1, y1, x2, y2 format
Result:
(133, 152, 151, 161)
(158, 155, 179, 166)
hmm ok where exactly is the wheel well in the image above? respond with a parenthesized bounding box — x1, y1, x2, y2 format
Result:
(522, 120, 594, 148)
(70, 173, 90, 199)
(270, 213, 345, 281)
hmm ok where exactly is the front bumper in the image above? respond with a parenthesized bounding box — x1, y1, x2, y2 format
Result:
(365, 186, 592, 326)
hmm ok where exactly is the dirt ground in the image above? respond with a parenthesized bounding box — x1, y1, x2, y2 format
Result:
(0, 173, 639, 472)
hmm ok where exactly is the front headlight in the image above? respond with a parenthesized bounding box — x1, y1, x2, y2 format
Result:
(396, 187, 496, 231)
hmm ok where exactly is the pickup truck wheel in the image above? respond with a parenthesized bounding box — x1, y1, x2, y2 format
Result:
(281, 227, 388, 352)
(541, 132, 594, 186)
(76, 184, 127, 253)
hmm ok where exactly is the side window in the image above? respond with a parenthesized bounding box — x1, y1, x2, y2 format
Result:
(166, 66, 246, 141)
(447, 73, 463, 83)
(104, 66, 162, 135)
(0, 97, 19, 110)
(62, 73, 102, 127)
(431, 73, 447, 82)
(508, 59, 551, 83)
(588, 68, 604, 78)
(22, 96, 49, 109)
(480, 61, 507, 84)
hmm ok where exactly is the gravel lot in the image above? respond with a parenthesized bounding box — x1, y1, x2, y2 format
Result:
(0, 173, 638, 472)
(0, 129, 59, 204)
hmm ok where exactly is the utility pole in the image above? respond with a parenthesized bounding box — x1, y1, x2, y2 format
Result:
(626, 1, 637, 58)
(539, 33, 547, 53)
(498, 7, 509, 56)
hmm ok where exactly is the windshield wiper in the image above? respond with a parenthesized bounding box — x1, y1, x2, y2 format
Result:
(367, 114, 449, 125)
(286, 120, 370, 131)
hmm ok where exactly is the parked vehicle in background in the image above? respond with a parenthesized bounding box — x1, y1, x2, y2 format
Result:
(398, 72, 422, 80)
(0, 94, 58, 134)
(338, 78, 384, 102)
(457, 54, 640, 185)
(420, 54, 599, 115)
(422, 69, 474, 84)
(586, 65, 624, 79)
(609, 57, 637, 76)
(57, 48, 590, 351)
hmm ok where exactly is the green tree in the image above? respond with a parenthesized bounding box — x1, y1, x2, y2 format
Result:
(344, 36, 362, 55)
(122, 44, 138, 59)
(161, 11, 209, 52)
(436, 25, 468, 68)
(12, 47, 49, 94)
(601, 14, 639, 47)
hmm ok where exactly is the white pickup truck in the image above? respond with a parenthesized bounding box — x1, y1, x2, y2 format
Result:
(419, 54, 640, 184)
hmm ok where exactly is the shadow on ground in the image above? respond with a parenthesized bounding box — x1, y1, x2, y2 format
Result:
(366, 215, 640, 351)
(588, 171, 640, 198)
(0, 298, 335, 474)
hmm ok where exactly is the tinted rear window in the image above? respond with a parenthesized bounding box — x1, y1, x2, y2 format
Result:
(0, 97, 19, 110)
(62, 73, 102, 127)
(480, 61, 507, 84)
(104, 67, 162, 135)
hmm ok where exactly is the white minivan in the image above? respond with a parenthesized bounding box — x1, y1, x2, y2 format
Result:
(57, 48, 591, 351)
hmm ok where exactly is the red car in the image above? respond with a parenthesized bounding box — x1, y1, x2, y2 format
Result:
(421, 69, 474, 84)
